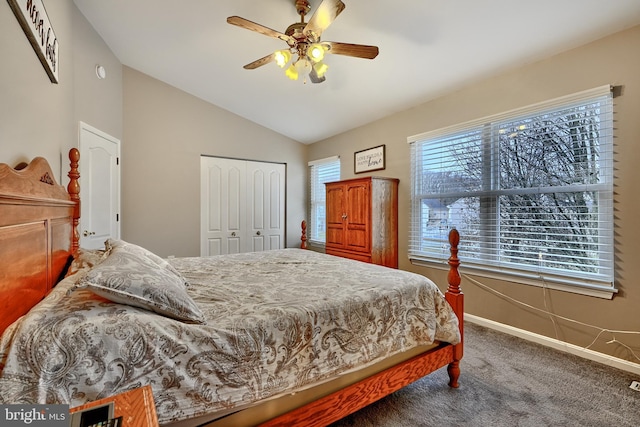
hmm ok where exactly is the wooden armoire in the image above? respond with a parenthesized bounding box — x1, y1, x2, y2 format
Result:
(325, 176, 399, 268)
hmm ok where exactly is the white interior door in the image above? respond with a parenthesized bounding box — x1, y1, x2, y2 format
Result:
(201, 156, 285, 256)
(79, 122, 121, 249)
(247, 160, 285, 251)
(200, 157, 246, 256)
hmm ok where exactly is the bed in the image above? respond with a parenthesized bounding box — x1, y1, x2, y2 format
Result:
(0, 149, 464, 427)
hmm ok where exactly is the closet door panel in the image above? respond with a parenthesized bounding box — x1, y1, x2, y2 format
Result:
(247, 161, 285, 251)
(202, 157, 285, 255)
(227, 165, 245, 254)
(200, 157, 246, 256)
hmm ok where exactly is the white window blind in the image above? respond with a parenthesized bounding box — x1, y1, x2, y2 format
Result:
(309, 156, 340, 244)
(408, 85, 614, 292)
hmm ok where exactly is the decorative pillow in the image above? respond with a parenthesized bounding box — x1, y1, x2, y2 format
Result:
(71, 245, 205, 324)
(105, 239, 189, 287)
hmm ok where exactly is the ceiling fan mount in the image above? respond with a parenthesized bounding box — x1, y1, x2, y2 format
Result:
(285, 1, 320, 44)
(284, 22, 307, 42)
(294, 0, 311, 19)
(227, 0, 379, 83)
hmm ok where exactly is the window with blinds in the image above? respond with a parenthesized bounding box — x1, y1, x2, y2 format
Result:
(408, 86, 614, 294)
(309, 156, 340, 244)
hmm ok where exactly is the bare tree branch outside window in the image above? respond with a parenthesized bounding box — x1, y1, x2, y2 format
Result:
(410, 91, 613, 286)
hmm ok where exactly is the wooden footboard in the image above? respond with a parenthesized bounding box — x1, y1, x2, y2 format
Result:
(278, 223, 464, 426)
(260, 344, 457, 427)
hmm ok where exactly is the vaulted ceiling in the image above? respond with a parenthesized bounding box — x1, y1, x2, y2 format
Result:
(73, 0, 640, 144)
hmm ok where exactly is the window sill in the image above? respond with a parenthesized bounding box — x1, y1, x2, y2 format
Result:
(410, 257, 617, 300)
(307, 240, 327, 252)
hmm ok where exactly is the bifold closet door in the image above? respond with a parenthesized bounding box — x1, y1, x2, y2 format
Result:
(200, 156, 285, 256)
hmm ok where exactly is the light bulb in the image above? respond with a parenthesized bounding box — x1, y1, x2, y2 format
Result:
(274, 50, 291, 68)
(307, 43, 325, 62)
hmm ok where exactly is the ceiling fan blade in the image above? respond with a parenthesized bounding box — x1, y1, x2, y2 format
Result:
(243, 53, 276, 70)
(304, 0, 345, 39)
(325, 42, 379, 59)
(227, 16, 294, 44)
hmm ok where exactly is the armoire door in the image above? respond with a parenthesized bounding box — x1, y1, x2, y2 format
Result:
(200, 156, 285, 256)
(325, 179, 371, 254)
(343, 180, 370, 253)
(325, 183, 346, 248)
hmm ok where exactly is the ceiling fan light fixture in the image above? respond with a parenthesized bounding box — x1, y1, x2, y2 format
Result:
(274, 50, 291, 68)
(285, 63, 299, 80)
(294, 58, 312, 76)
(313, 61, 328, 78)
(307, 43, 326, 62)
(228, 0, 378, 84)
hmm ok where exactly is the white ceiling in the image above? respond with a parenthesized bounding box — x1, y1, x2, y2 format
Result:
(73, 0, 640, 144)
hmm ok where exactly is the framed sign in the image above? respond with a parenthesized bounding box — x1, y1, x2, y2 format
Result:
(8, 0, 59, 83)
(354, 145, 385, 174)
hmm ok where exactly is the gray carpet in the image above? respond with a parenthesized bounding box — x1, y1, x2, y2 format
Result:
(330, 322, 639, 427)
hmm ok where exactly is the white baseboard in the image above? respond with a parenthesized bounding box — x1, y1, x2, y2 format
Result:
(464, 313, 640, 376)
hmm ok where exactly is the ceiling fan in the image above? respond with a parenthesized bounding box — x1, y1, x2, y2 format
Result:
(227, 0, 379, 83)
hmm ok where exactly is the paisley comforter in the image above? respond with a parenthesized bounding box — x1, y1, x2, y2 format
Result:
(0, 248, 460, 424)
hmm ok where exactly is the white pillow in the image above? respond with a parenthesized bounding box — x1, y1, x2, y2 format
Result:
(70, 244, 205, 324)
(105, 239, 190, 287)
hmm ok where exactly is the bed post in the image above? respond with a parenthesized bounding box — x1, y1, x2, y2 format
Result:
(445, 228, 463, 388)
(300, 220, 307, 249)
(67, 148, 81, 253)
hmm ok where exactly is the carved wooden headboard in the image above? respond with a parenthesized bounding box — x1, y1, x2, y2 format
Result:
(0, 149, 80, 335)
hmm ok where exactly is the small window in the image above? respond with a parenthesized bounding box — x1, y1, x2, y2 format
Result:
(408, 86, 614, 295)
(309, 156, 340, 244)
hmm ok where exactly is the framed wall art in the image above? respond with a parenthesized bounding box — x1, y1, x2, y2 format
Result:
(8, 0, 59, 83)
(354, 144, 385, 174)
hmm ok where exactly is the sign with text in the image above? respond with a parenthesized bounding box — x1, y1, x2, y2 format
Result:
(354, 145, 385, 174)
(8, 0, 59, 83)
(1, 404, 68, 426)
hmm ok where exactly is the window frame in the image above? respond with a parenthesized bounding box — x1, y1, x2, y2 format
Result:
(308, 156, 340, 246)
(407, 86, 615, 299)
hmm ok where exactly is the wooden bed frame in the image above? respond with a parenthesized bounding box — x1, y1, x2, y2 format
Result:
(0, 149, 463, 427)
(0, 148, 80, 335)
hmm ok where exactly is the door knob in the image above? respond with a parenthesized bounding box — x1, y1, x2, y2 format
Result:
(256, 231, 261, 236)
(231, 232, 236, 237)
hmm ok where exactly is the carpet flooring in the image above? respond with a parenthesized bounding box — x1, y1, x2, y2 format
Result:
(330, 322, 639, 427)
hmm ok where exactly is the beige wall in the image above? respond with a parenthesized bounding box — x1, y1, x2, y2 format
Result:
(308, 25, 640, 363)
(122, 67, 307, 257)
(0, 0, 122, 179)
(71, 6, 123, 140)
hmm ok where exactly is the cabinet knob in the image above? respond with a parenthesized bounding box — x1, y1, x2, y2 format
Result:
(256, 231, 261, 236)
(231, 232, 236, 237)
